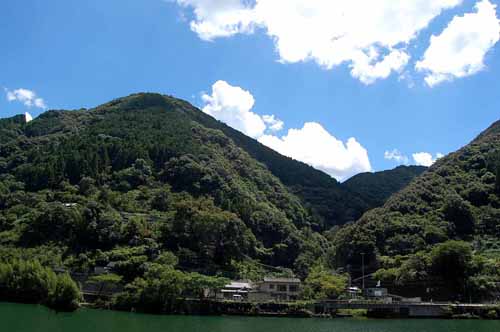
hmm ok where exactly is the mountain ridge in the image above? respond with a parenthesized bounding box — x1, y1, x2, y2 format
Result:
(331, 117, 500, 300)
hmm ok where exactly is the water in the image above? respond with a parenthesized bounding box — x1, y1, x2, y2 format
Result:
(2, 302, 499, 332)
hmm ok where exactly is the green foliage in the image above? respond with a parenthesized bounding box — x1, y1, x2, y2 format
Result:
(89, 273, 123, 284)
(184, 272, 229, 299)
(154, 251, 178, 267)
(442, 194, 475, 236)
(51, 273, 81, 311)
(430, 240, 472, 283)
(1, 93, 498, 304)
(333, 120, 500, 300)
(0, 93, 411, 282)
(113, 263, 228, 313)
(229, 259, 266, 281)
(373, 241, 500, 301)
(114, 264, 187, 313)
(344, 165, 427, 209)
(302, 265, 347, 300)
(0, 259, 81, 311)
(0, 93, 334, 277)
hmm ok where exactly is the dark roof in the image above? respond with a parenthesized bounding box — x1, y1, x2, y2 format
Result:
(263, 277, 301, 283)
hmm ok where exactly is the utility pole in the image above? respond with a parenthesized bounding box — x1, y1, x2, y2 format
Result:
(347, 264, 351, 288)
(361, 253, 365, 290)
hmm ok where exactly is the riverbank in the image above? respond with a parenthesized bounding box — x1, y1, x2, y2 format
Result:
(82, 296, 500, 320)
(3, 302, 500, 332)
(3, 293, 500, 319)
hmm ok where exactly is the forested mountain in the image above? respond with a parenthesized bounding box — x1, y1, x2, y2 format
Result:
(167, 97, 370, 229)
(0, 93, 327, 276)
(0, 93, 416, 278)
(2, 92, 497, 304)
(332, 120, 500, 300)
(344, 165, 427, 210)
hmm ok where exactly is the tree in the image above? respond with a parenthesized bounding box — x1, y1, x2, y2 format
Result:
(154, 251, 178, 267)
(88, 273, 123, 297)
(21, 203, 84, 246)
(50, 273, 82, 311)
(442, 195, 475, 236)
(430, 240, 472, 290)
(185, 273, 228, 299)
(138, 264, 187, 312)
(303, 265, 347, 300)
(0, 259, 81, 311)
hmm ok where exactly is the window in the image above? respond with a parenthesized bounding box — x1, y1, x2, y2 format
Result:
(278, 285, 287, 292)
(289, 285, 298, 292)
(269, 284, 275, 289)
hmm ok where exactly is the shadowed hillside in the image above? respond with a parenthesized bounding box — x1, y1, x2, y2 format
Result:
(343, 165, 427, 209)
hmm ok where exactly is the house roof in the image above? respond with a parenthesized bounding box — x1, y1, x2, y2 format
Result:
(224, 282, 253, 289)
(263, 277, 301, 283)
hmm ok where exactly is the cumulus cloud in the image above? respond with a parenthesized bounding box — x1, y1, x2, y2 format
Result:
(202, 80, 266, 138)
(5, 88, 47, 109)
(350, 49, 410, 85)
(412, 152, 444, 166)
(176, 0, 256, 40)
(202, 80, 371, 180)
(384, 149, 410, 164)
(259, 123, 371, 181)
(175, 0, 464, 84)
(262, 115, 284, 132)
(25, 112, 33, 123)
(416, 0, 500, 86)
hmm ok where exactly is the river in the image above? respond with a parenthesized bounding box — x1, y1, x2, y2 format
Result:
(2, 302, 499, 332)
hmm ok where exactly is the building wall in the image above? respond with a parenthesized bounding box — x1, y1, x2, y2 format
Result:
(258, 282, 301, 301)
(248, 292, 272, 302)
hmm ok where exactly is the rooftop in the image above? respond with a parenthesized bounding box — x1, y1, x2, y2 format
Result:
(263, 277, 301, 283)
(224, 281, 253, 289)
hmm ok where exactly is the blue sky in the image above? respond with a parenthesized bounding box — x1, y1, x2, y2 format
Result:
(1, 0, 499, 180)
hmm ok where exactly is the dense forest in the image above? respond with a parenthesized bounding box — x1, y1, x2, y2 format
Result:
(344, 165, 427, 210)
(0, 93, 498, 309)
(332, 120, 500, 301)
(0, 94, 355, 309)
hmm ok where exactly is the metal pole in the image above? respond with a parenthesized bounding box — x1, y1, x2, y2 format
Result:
(361, 253, 365, 290)
(348, 265, 351, 288)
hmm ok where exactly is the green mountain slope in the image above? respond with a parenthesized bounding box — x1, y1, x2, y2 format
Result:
(343, 165, 427, 209)
(0, 93, 470, 277)
(332, 120, 500, 300)
(0, 93, 329, 277)
(166, 97, 369, 229)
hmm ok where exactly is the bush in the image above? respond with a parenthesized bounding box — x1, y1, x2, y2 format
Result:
(0, 259, 81, 311)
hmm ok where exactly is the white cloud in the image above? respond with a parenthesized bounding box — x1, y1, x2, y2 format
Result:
(175, 0, 463, 84)
(416, 0, 500, 86)
(202, 80, 284, 138)
(5, 88, 47, 109)
(384, 149, 409, 164)
(262, 114, 284, 132)
(24, 112, 33, 123)
(350, 49, 410, 85)
(259, 122, 371, 181)
(202, 80, 266, 138)
(412, 152, 444, 166)
(202, 80, 371, 180)
(175, 0, 256, 40)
